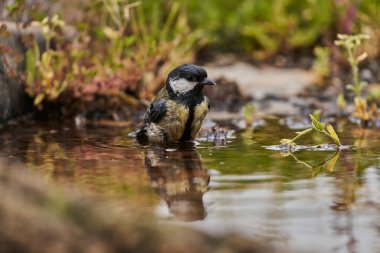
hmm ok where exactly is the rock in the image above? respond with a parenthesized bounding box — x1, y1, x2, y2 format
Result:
(204, 77, 251, 112)
(0, 22, 75, 123)
(205, 61, 319, 100)
(205, 61, 328, 115)
(0, 22, 43, 123)
(0, 72, 31, 123)
(254, 98, 299, 115)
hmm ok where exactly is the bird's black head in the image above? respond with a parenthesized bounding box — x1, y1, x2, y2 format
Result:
(166, 64, 215, 98)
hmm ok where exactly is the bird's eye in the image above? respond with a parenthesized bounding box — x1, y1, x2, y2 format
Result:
(186, 76, 196, 82)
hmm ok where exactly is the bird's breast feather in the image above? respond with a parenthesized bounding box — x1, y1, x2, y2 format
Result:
(190, 97, 209, 139)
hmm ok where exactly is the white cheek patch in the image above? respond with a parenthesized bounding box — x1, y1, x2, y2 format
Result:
(169, 78, 197, 94)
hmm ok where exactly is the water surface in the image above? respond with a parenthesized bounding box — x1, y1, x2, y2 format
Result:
(1, 119, 380, 253)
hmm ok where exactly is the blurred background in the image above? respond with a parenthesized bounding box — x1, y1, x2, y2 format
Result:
(0, 0, 379, 121)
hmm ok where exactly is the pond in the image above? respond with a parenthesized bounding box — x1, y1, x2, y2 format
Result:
(1, 119, 380, 253)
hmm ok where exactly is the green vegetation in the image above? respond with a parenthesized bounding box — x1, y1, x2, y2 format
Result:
(26, 15, 67, 106)
(138, 0, 380, 57)
(280, 111, 341, 149)
(3, 0, 380, 57)
(335, 34, 370, 98)
(138, 0, 333, 57)
(3, 0, 201, 116)
(312, 46, 330, 83)
(335, 33, 378, 126)
(243, 103, 255, 126)
(1, 0, 380, 122)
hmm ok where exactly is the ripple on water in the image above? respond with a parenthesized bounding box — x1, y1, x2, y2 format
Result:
(1, 120, 380, 253)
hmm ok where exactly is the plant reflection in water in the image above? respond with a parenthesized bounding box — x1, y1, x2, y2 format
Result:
(283, 151, 341, 177)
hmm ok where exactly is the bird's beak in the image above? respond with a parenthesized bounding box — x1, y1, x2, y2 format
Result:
(200, 78, 216, 86)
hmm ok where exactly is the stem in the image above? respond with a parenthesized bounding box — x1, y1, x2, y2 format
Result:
(348, 47, 361, 98)
(291, 128, 313, 143)
(353, 64, 360, 97)
(46, 38, 50, 52)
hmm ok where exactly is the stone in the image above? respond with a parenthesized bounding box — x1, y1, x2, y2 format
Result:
(0, 22, 46, 123)
(204, 77, 251, 112)
(205, 61, 319, 100)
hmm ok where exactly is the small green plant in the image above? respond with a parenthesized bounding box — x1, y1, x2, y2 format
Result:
(312, 46, 330, 83)
(334, 34, 369, 98)
(1, 0, 49, 22)
(243, 103, 255, 126)
(334, 33, 378, 125)
(280, 111, 341, 149)
(26, 15, 68, 106)
(336, 92, 347, 113)
(129, 1, 203, 98)
(18, 0, 201, 116)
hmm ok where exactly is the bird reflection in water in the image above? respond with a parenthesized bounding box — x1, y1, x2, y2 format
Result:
(144, 143, 209, 221)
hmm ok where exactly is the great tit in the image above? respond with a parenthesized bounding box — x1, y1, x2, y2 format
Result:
(136, 64, 215, 144)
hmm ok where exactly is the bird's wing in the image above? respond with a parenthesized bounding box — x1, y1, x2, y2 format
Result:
(144, 99, 167, 123)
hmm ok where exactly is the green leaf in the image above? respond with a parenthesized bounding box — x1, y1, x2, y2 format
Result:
(359, 81, 368, 89)
(309, 114, 319, 127)
(337, 34, 348, 40)
(26, 49, 36, 84)
(34, 93, 45, 105)
(346, 84, 355, 91)
(58, 81, 67, 94)
(309, 114, 324, 131)
(320, 122, 326, 130)
(123, 36, 136, 47)
(357, 34, 370, 40)
(41, 51, 52, 66)
(326, 124, 341, 145)
(356, 52, 368, 62)
(312, 109, 321, 121)
(337, 92, 346, 110)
